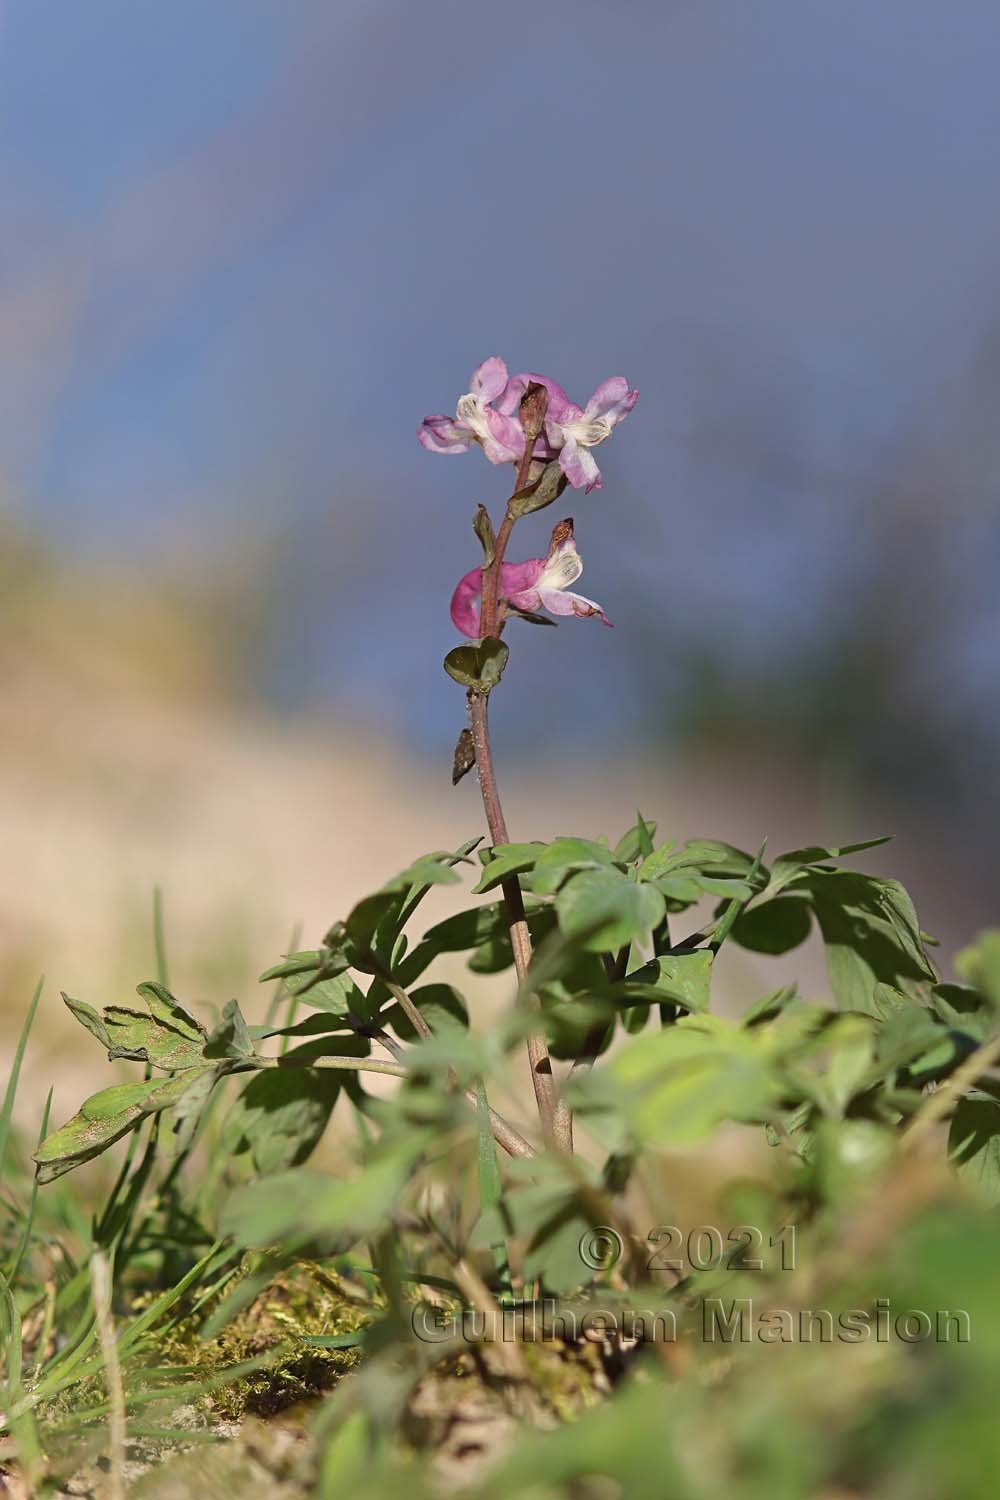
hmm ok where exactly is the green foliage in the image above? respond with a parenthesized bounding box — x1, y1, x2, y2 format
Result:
(222, 1069, 342, 1175)
(11, 819, 1000, 1494)
(507, 458, 568, 517)
(34, 1068, 220, 1183)
(955, 929, 1000, 1008)
(62, 983, 207, 1070)
(556, 867, 665, 951)
(221, 1140, 423, 1253)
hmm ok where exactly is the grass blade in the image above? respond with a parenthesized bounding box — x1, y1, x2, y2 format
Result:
(0, 976, 44, 1183)
(90, 1250, 127, 1500)
(5, 1088, 53, 1286)
(0, 1271, 43, 1481)
(153, 886, 169, 987)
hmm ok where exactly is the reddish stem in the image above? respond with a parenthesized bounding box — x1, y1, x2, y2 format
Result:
(467, 436, 571, 1150)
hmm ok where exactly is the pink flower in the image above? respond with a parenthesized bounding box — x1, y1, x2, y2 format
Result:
(419, 360, 637, 490)
(417, 357, 525, 466)
(509, 374, 639, 493)
(450, 519, 612, 638)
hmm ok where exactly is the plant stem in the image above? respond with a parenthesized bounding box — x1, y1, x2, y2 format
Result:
(256, 1020, 537, 1160)
(901, 1030, 1000, 1151)
(254, 1054, 408, 1078)
(380, 974, 432, 1040)
(467, 692, 562, 1144)
(467, 436, 570, 1151)
(370, 966, 535, 1160)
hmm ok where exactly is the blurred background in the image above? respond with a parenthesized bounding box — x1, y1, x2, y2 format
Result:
(2, 0, 998, 1104)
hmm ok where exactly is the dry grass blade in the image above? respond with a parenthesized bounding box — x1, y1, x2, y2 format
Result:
(90, 1251, 126, 1500)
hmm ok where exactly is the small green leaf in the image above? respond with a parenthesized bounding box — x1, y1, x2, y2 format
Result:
(222, 1068, 341, 1174)
(528, 837, 616, 896)
(473, 504, 496, 565)
(556, 867, 665, 952)
(165, 1063, 220, 1156)
(255, 1012, 362, 1042)
(950, 1096, 1000, 1204)
(411, 900, 555, 976)
(344, 849, 467, 954)
(443, 637, 509, 692)
(613, 814, 658, 864)
(817, 1015, 876, 1117)
(955, 930, 1000, 1010)
(467, 906, 558, 973)
(204, 998, 254, 1060)
(580, 1015, 787, 1147)
(81, 1079, 160, 1122)
(260, 951, 326, 983)
(490, 1155, 604, 1294)
(62, 984, 208, 1071)
(505, 605, 557, 627)
(807, 871, 936, 1013)
(649, 875, 702, 905)
(732, 895, 813, 955)
(61, 994, 111, 1050)
(474, 842, 544, 893)
(221, 1142, 421, 1250)
(508, 460, 568, 518)
(134, 982, 207, 1044)
(639, 839, 759, 883)
(929, 983, 993, 1040)
(384, 983, 468, 1042)
(761, 837, 893, 901)
(293, 971, 367, 1016)
(34, 1067, 217, 1182)
(618, 951, 713, 1012)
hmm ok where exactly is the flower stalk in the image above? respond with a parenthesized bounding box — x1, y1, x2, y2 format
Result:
(467, 391, 566, 1149)
(424, 357, 638, 1154)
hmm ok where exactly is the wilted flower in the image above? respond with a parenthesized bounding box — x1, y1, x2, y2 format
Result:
(419, 359, 637, 491)
(450, 519, 612, 638)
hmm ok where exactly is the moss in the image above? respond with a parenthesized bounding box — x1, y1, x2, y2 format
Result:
(519, 1337, 608, 1422)
(153, 1259, 368, 1421)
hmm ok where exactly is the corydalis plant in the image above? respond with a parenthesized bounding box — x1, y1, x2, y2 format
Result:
(33, 354, 980, 1214)
(422, 357, 637, 1149)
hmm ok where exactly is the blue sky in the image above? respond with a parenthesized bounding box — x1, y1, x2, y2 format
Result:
(2, 0, 998, 777)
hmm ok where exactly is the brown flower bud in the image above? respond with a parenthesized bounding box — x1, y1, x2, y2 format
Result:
(451, 727, 476, 785)
(518, 381, 549, 445)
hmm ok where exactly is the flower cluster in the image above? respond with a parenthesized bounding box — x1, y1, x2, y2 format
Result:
(451, 518, 611, 638)
(419, 357, 637, 493)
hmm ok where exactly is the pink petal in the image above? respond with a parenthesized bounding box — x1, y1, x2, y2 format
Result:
(450, 567, 484, 638)
(480, 409, 526, 465)
(469, 357, 509, 405)
(558, 437, 603, 492)
(538, 586, 613, 627)
(500, 557, 545, 594)
(585, 377, 638, 427)
(494, 371, 530, 416)
(418, 415, 471, 454)
(505, 586, 543, 613)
